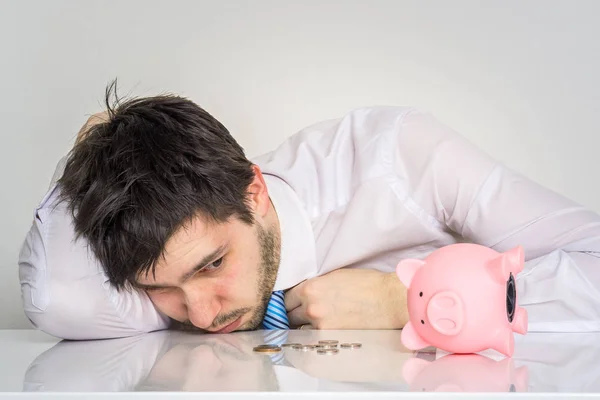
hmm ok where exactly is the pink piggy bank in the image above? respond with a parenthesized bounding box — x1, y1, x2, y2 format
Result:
(396, 243, 528, 357)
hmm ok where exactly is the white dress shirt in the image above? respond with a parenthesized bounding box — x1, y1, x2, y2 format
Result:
(18, 106, 600, 339)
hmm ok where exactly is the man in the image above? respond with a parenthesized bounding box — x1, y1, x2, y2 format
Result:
(18, 84, 600, 339)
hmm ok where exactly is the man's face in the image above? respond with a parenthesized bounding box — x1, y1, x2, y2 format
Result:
(135, 213, 280, 333)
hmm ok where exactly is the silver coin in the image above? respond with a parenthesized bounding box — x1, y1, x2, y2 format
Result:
(281, 343, 301, 348)
(315, 344, 338, 349)
(298, 345, 316, 351)
(317, 348, 339, 355)
(340, 343, 362, 349)
(318, 340, 339, 345)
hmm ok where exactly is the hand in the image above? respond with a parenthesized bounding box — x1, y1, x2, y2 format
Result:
(284, 268, 409, 330)
(75, 111, 109, 144)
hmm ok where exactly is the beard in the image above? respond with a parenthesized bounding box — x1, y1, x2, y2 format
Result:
(237, 221, 281, 330)
(172, 219, 281, 333)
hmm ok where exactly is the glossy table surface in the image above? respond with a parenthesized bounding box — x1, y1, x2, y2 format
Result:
(1, 328, 599, 398)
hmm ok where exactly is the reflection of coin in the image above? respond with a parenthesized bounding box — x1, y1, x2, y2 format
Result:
(340, 343, 362, 349)
(282, 343, 301, 348)
(317, 348, 339, 355)
(299, 345, 316, 351)
(253, 345, 281, 353)
(315, 344, 338, 349)
(318, 340, 339, 345)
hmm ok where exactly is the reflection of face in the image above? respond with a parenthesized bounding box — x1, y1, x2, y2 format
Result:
(135, 213, 280, 333)
(136, 334, 279, 391)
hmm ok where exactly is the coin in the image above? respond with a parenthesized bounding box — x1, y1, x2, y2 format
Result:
(253, 345, 282, 353)
(340, 343, 362, 349)
(298, 345, 316, 351)
(281, 343, 301, 348)
(315, 344, 338, 349)
(318, 340, 339, 345)
(317, 348, 339, 355)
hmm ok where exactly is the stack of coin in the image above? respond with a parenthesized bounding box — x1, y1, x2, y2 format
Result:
(318, 340, 339, 346)
(317, 348, 339, 355)
(340, 343, 362, 349)
(253, 344, 282, 353)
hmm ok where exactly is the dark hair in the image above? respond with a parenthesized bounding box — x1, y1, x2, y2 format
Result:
(57, 81, 256, 289)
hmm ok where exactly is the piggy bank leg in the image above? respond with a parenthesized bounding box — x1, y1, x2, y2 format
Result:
(512, 307, 528, 335)
(491, 328, 515, 357)
(401, 321, 431, 351)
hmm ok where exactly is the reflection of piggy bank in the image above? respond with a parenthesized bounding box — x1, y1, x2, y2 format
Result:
(396, 243, 528, 357)
(402, 354, 529, 392)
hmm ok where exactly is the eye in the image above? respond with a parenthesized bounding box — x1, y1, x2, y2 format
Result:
(206, 257, 224, 270)
(419, 292, 423, 297)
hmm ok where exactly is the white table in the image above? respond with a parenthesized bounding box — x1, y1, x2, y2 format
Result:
(0, 328, 598, 399)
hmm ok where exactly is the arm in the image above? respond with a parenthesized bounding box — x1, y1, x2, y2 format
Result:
(400, 109, 600, 332)
(18, 115, 170, 339)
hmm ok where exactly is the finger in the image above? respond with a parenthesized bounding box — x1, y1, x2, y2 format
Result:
(287, 304, 312, 328)
(283, 281, 306, 311)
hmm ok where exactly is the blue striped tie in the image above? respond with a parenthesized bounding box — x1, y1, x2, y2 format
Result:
(262, 290, 290, 330)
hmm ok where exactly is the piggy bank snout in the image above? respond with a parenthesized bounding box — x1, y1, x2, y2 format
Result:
(426, 291, 464, 336)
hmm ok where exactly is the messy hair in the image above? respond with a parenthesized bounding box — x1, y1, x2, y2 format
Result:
(58, 81, 255, 289)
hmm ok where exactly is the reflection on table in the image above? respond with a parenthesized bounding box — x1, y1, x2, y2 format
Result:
(22, 328, 600, 393)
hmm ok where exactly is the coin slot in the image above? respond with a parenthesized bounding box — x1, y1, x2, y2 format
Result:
(506, 273, 516, 323)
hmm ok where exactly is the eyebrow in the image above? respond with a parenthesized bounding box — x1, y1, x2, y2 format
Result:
(133, 244, 227, 290)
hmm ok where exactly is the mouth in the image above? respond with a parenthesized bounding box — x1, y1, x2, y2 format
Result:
(213, 315, 243, 334)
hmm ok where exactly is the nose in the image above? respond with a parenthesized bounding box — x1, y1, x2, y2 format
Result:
(184, 288, 220, 330)
(426, 291, 464, 335)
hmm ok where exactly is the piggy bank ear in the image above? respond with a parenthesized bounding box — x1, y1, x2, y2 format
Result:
(487, 246, 525, 283)
(396, 259, 425, 287)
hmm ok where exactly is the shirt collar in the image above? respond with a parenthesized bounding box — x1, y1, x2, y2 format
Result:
(262, 174, 317, 291)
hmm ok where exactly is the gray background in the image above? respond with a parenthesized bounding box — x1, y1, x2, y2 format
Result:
(2, 0, 599, 329)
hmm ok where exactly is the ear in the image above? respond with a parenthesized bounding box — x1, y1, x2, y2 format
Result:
(396, 259, 425, 288)
(505, 245, 525, 274)
(402, 357, 429, 384)
(401, 321, 431, 350)
(246, 164, 271, 217)
(487, 246, 525, 283)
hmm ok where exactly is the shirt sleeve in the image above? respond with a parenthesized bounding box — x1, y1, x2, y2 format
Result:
(18, 157, 170, 340)
(399, 109, 600, 332)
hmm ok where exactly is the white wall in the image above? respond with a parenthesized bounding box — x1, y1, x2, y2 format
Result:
(2, 0, 599, 329)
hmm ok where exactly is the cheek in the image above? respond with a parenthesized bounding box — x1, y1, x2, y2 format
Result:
(145, 291, 184, 319)
(214, 260, 257, 299)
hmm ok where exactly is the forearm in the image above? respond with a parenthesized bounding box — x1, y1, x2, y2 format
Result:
(383, 271, 410, 329)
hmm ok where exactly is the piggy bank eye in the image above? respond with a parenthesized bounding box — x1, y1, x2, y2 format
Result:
(421, 319, 425, 324)
(419, 291, 423, 297)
